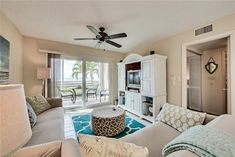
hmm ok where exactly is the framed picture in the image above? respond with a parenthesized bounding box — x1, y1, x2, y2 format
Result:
(0, 36, 10, 84)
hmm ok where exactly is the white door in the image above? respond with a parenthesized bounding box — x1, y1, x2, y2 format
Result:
(141, 59, 153, 96)
(202, 48, 227, 115)
(187, 55, 202, 111)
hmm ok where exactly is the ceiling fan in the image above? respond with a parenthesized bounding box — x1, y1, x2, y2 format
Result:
(74, 25, 127, 48)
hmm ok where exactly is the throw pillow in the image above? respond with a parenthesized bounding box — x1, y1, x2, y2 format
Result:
(79, 134, 149, 157)
(26, 103, 37, 128)
(26, 95, 51, 115)
(156, 103, 206, 132)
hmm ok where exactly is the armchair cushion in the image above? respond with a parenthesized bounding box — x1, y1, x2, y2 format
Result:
(12, 140, 62, 157)
(26, 95, 51, 115)
(13, 139, 80, 157)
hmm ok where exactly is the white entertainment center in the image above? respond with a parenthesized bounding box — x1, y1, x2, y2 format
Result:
(118, 53, 167, 123)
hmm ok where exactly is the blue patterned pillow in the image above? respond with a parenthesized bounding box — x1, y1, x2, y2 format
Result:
(26, 103, 37, 128)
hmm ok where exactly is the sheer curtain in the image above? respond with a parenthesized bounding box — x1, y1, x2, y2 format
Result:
(48, 53, 62, 98)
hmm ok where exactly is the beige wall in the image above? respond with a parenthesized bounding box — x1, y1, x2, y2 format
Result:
(128, 13, 235, 106)
(0, 10, 23, 83)
(23, 36, 125, 102)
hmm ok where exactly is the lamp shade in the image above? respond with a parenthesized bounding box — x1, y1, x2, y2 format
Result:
(37, 67, 51, 79)
(0, 84, 32, 156)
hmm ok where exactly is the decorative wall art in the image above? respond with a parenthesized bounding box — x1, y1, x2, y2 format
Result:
(0, 36, 10, 84)
(205, 57, 218, 74)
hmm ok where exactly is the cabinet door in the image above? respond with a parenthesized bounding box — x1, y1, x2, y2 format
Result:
(141, 59, 153, 96)
(154, 56, 167, 96)
(133, 93, 141, 113)
(125, 92, 132, 110)
(130, 94, 134, 110)
(118, 64, 125, 91)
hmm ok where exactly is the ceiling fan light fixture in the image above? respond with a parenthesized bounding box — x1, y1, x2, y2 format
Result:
(74, 25, 127, 48)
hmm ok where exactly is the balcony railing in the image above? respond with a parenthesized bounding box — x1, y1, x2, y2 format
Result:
(54, 80, 109, 107)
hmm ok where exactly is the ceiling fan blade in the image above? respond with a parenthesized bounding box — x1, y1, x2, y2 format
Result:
(74, 38, 98, 40)
(108, 33, 127, 39)
(87, 25, 101, 38)
(106, 40, 122, 48)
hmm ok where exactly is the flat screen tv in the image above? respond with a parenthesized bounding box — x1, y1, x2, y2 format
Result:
(127, 70, 141, 89)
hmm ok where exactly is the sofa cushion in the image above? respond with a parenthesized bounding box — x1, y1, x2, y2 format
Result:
(25, 107, 64, 147)
(122, 121, 180, 157)
(26, 103, 37, 128)
(26, 95, 51, 115)
(206, 114, 235, 138)
(37, 107, 64, 123)
(157, 103, 206, 132)
(79, 134, 149, 157)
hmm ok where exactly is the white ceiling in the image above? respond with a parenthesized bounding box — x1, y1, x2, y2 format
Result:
(1, 1, 235, 53)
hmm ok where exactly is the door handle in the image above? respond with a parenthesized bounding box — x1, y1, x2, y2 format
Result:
(221, 88, 228, 91)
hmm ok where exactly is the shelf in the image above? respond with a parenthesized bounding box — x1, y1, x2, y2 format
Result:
(119, 105, 155, 123)
(118, 105, 127, 110)
(141, 114, 154, 122)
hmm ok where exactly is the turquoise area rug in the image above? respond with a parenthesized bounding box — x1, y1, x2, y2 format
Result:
(72, 113, 145, 139)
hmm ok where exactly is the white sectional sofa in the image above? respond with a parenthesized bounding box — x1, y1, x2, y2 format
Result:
(13, 98, 81, 157)
(24, 98, 65, 147)
(17, 99, 233, 157)
(121, 114, 216, 157)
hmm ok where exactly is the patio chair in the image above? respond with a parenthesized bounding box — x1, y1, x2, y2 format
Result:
(100, 89, 109, 102)
(57, 87, 75, 104)
(72, 85, 82, 103)
(86, 84, 98, 101)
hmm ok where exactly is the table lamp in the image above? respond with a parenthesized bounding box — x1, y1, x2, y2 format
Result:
(37, 67, 51, 97)
(0, 84, 32, 157)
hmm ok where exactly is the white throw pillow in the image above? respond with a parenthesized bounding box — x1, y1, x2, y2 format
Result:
(79, 134, 149, 157)
(157, 103, 206, 132)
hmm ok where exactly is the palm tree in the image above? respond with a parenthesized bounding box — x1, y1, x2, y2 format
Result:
(72, 61, 99, 84)
(71, 61, 82, 79)
(86, 62, 99, 84)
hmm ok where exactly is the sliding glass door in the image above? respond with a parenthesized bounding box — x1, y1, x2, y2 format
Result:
(85, 61, 109, 105)
(66, 59, 83, 106)
(49, 55, 110, 107)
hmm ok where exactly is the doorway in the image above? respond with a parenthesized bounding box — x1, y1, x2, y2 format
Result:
(186, 38, 228, 115)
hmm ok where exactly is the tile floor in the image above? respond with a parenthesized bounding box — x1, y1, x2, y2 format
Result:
(62, 96, 110, 108)
(64, 105, 151, 140)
